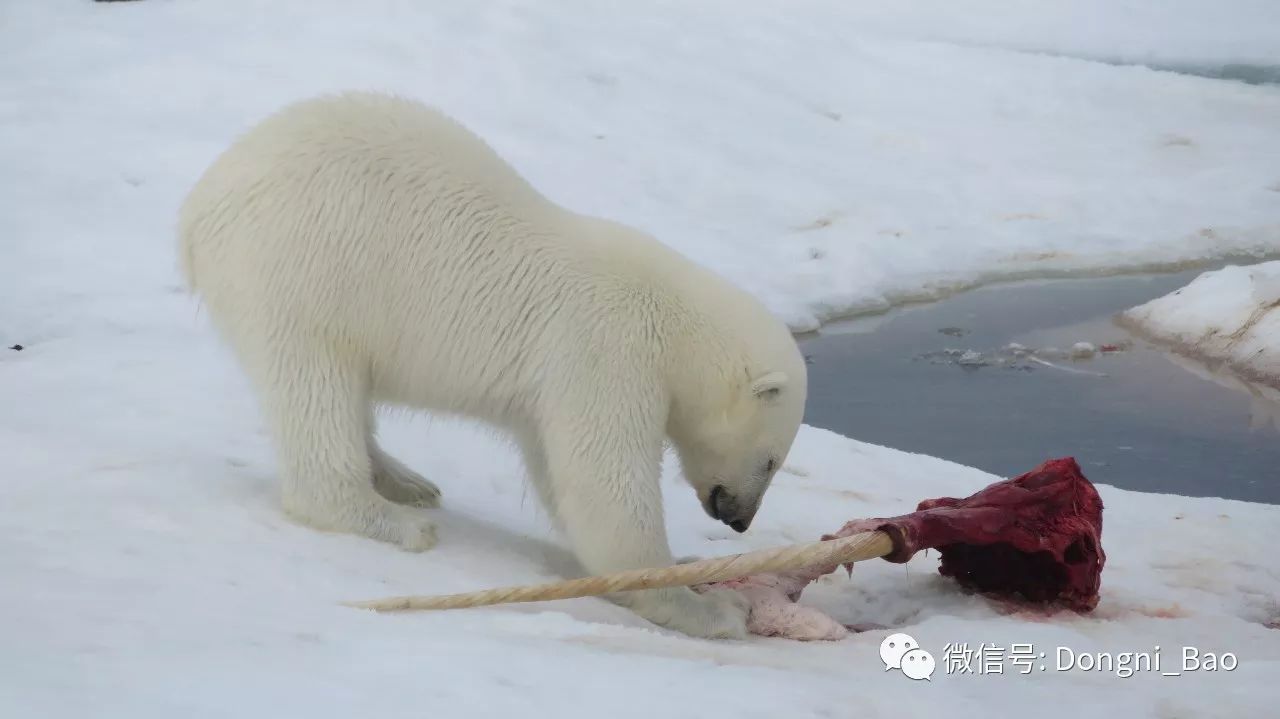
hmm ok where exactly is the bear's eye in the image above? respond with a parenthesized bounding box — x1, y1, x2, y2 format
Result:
(764, 457, 777, 474)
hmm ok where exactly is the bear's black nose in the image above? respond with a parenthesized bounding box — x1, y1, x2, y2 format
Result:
(709, 485, 731, 519)
(709, 485, 749, 532)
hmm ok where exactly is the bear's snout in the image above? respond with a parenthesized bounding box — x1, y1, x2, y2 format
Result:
(708, 485, 752, 533)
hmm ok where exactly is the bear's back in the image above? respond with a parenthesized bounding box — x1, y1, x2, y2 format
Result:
(179, 92, 580, 317)
(180, 92, 556, 252)
(256, 92, 551, 215)
(177, 93, 675, 408)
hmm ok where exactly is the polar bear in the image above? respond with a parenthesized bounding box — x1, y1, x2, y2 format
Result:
(179, 92, 807, 638)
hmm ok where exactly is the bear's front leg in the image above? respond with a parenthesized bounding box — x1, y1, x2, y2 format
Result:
(611, 585, 750, 640)
(541, 414, 749, 639)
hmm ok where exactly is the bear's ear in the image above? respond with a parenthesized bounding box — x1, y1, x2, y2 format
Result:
(750, 371, 788, 400)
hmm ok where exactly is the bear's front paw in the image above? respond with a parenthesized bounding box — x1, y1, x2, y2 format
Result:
(622, 586, 749, 640)
(396, 516, 438, 552)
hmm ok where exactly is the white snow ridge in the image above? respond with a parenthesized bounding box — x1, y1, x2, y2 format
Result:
(1121, 262, 1280, 389)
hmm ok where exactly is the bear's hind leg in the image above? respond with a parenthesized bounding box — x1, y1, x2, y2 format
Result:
(512, 428, 562, 527)
(256, 348, 437, 552)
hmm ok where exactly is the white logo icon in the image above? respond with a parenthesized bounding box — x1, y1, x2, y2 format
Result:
(880, 633, 936, 680)
(880, 633, 919, 670)
(901, 648, 937, 681)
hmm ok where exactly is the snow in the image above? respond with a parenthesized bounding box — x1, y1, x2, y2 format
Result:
(1121, 262, 1280, 387)
(4, 1, 1280, 334)
(3, 1, 1280, 716)
(5, 405, 1279, 716)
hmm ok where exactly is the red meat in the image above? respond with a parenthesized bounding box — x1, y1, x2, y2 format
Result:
(708, 457, 1107, 640)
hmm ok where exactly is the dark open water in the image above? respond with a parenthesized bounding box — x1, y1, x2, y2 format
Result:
(799, 271, 1280, 504)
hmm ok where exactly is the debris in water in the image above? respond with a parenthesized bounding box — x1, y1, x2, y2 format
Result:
(918, 336, 1123, 375)
(1028, 356, 1108, 377)
(938, 327, 969, 337)
(1070, 342, 1098, 359)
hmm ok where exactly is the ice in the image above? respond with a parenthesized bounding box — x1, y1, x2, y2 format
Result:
(1070, 342, 1098, 359)
(1121, 262, 1280, 387)
(832, 0, 1280, 70)
(5, 1, 1280, 335)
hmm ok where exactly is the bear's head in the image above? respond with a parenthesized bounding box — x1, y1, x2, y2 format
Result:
(669, 340, 807, 534)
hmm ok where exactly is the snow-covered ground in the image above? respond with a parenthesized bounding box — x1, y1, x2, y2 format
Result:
(835, 0, 1280, 76)
(5, 402, 1279, 716)
(4, 0, 1280, 333)
(3, 1, 1280, 717)
(1121, 262, 1280, 388)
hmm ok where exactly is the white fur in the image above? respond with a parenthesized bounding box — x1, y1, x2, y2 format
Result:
(178, 92, 807, 638)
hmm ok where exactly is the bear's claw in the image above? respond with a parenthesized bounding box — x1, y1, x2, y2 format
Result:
(372, 456, 442, 509)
